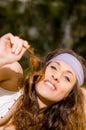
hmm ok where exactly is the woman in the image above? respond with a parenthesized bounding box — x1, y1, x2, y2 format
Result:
(0, 33, 86, 130)
(0, 33, 29, 127)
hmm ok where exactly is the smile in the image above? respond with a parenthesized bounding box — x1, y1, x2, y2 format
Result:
(44, 80, 55, 90)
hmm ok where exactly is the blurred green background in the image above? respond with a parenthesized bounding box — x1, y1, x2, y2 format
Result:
(0, 0, 86, 69)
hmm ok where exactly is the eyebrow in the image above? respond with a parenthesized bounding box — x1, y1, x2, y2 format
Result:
(54, 61, 74, 77)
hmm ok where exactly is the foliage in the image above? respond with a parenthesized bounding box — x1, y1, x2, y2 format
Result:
(0, 0, 86, 69)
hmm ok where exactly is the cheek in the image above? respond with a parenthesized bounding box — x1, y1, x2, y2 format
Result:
(55, 82, 73, 99)
(58, 84, 73, 99)
(59, 80, 74, 91)
(45, 66, 53, 74)
(52, 90, 69, 102)
(35, 81, 45, 94)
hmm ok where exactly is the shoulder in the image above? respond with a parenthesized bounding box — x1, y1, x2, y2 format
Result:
(0, 62, 23, 91)
(2, 62, 23, 74)
(0, 62, 23, 79)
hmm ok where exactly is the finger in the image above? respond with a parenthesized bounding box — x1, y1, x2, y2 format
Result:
(15, 41, 29, 54)
(12, 42, 18, 53)
(12, 48, 27, 62)
(11, 36, 23, 53)
(23, 41, 30, 49)
(18, 47, 27, 58)
(2, 33, 15, 43)
(12, 37, 29, 54)
(3, 33, 30, 50)
(15, 44, 24, 54)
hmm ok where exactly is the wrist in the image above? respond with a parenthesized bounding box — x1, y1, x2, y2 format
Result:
(0, 57, 9, 67)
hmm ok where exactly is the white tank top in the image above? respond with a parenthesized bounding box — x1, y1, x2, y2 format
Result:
(0, 87, 23, 118)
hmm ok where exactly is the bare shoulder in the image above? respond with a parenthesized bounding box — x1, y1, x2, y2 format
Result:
(0, 62, 23, 91)
(1, 61, 23, 75)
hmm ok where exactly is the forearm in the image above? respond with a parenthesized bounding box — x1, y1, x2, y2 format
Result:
(0, 58, 8, 67)
(0, 55, 12, 67)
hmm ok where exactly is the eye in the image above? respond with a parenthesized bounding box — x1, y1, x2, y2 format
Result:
(64, 76, 70, 82)
(51, 65, 57, 70)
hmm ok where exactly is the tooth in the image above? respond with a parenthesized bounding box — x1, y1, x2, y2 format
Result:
(46, 81, 54, 89)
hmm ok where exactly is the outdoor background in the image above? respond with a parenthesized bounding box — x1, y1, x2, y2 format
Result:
(0, 0, 86, 70)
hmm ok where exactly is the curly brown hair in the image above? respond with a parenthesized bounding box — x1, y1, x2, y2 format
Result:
(12, 48, 86, 130)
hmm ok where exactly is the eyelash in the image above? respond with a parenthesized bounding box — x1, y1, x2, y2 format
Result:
(64, 76, 70, 82)
(51, 66, 57, 70)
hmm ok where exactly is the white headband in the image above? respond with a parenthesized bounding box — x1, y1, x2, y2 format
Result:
(47, 53, 84, 86)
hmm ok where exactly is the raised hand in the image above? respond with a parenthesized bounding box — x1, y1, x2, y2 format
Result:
(0, 33, 30, 66)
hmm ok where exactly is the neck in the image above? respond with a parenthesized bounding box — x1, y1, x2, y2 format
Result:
(37, 97, 47, 109)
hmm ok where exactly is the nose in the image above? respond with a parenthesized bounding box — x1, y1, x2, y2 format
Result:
(52, 73, 60, 81)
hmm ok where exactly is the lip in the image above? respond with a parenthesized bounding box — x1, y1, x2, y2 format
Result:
(44, 79, 56, 90)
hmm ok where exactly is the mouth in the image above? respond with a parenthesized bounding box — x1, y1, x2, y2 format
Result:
(44, 80, 56, 90)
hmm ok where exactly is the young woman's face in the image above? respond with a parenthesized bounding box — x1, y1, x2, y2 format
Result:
(35, 60, 77, 108)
